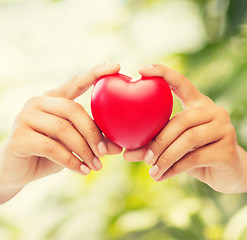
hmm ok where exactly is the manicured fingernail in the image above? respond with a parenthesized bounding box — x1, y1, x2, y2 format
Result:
(144, 149, 154, 165)
(149, 165, 159, 177)
(80, 165, 91, 175)
(93, 157, 102, 170)
(97, 141, 107, 156)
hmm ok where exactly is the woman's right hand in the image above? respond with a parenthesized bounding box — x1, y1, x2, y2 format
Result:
(0, 63, 122, 190)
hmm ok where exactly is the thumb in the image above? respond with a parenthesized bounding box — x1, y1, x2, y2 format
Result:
(139, 64, 203, 107)
(45, 63, 120, 100)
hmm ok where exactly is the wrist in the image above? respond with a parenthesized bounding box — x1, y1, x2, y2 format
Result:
(0, 179, 24, 205)
(0, 145, 24, 204)
(237, 146, 247, 193)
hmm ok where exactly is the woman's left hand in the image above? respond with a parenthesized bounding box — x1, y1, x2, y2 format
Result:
(124, 64, 247, 193)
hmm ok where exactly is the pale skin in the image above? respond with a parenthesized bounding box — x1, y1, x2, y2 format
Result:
(124, 64, 247, 194)
(0, 63, 122, 204)
(1, 63, 247, 205)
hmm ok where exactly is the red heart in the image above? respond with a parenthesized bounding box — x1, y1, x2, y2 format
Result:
(91, 73, 173, 150)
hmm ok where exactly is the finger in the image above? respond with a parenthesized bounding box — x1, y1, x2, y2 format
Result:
(148, 121, 223, 180)
(25, 111, 102, 171)
(123, 145, 148, 162)
(45, 63, 120, 100)
(157, 144, 214, 182)
(139, 64, 203, 106)
(105, 138, 123, 155)
(144, 107, 215, 166)
(26, 131, 92, 175)
(157, 141, 227, 183)
(34, 96, 108, 158)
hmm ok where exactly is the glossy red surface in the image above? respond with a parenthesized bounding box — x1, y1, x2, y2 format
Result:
(91, 73, 173, 150)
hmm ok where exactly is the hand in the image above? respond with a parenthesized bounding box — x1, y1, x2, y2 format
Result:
(124, 64, 247, 193)
(0, 63, 122, 191)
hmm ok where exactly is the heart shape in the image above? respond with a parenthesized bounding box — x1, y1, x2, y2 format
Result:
(91, 73, 173, 150)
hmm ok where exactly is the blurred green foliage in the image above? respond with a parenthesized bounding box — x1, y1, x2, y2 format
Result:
(1, 0, 247, 240)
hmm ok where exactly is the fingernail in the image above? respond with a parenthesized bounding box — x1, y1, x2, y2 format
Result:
(97, 141, 107, 156)
(80, 165, 91, 175)
(93, 157, 102, 170)
(144, 149, 154, 165)
(149, 165, 159, 177)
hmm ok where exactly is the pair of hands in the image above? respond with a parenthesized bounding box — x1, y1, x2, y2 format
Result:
(0, 63, 246, 203)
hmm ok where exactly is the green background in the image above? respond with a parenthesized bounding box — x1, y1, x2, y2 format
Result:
(0, 0, 247, 239)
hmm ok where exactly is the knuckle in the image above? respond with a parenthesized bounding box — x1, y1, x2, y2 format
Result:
(217, 106, 230, 120)
(15, 112, 26, 124)
(80, 143, 93, 160)
(199, 95, 214, 106)
(185, 129, 196, 143)
(172, 110, 190, 125)
(68, 74, 89, 96)
(14, 110, 31, 125)
(87, 124, 100, 138)
(159, 152, 169, 164)
(55, 119, 71, 133)
(45, 140, 57, 154)
(225, 125, 237, 141)
(66, 154, 78, 169)
(24, 96, 40, 109)
(70, 102, 83, 115)
(43, 88, 59, 97)
(153, 137, 165, 149)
